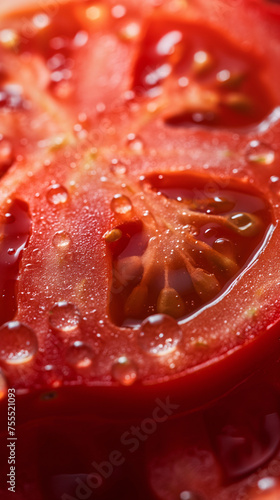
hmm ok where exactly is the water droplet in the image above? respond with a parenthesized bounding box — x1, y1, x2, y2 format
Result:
(47, 53, 66, 71)
(138, 314, 182, 356)
(216, 69, 244, 88)
(73, 124, 82, 135)
(178, 76, 189, 88)
(180, 492, 204, 500)
(47, 184, 69, 205)
(112, 356, 138, 385)
(66, 341, 93, 368)
(42, 364, 62, 388)
(245, 140, 275, 165)
(49, 302, 81, 333)
(4, 212, 15, 224)
(213, 238, 235, 259)
(0, 137, 14, 170)
(145, 63, 171, 86)
(86, 5, 105, 21)
(200, 196, 234, 215)
(193, 50, 213, 74)
(110, 159, 127, 176)
(127, 133, 144, 152)
(147, 101, 160, 113)
(0, 29, 19, 49)
(0, 321, 38, 365)
(111, 194, 133, 215)
(216, 69, 231, 83)
(119, 21, 140, 41)
(111, 4, 127, 18)
(52, 231, 71, 249)
(33, 13, 50, 29)
(228, 212, 260, 236)
(257, 477, 278, 492)
(156, 30, 182, 56)
(73, 31, 88, 48)
(51, 69, 72, 83)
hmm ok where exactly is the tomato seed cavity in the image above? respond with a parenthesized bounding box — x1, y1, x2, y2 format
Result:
(106, 173, 272, 326)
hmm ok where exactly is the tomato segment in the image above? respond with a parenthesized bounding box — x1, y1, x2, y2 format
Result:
(132, 17, 276, 129)
(107, 173, 272, 327)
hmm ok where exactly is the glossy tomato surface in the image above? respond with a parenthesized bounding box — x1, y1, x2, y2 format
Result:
(0, 0, 280, 499)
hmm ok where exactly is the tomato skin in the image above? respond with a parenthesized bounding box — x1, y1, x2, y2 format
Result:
(2, 354, 280, 500)
(0, 315, 278, 431)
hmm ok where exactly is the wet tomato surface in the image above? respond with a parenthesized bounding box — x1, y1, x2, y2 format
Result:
(0, 0, 280, 499)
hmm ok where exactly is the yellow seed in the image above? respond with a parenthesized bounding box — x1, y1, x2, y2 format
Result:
(213, 238, 235, 261)
(227, 213, 261, 237)
(192, 50, 214, 76)
(125, 285, 148, 318)
(216, 70, 245, 89)
(209, 251, 239, 276)
(245, 306, 259, 319)
(157, 287, 186, 319)
(193, 339, 209, 349)
(116, 256, 143, 283)
(49, 134, 70, 151)
(190, 268, 221, 301)
(190, 196, 235, 214)
(224, 93, 252, 113)
(75, 279, 89, 301)
(103, 228, 122, 243)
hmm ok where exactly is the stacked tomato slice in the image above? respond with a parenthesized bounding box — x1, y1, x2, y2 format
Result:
(0, 0, 280, 499)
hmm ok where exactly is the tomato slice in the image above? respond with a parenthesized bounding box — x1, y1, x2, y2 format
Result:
(0, 0, 278, 421)
(0, 0, 279, 420)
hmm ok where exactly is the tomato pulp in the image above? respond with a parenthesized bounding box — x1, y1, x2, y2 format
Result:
(0, 0, 279, 499)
